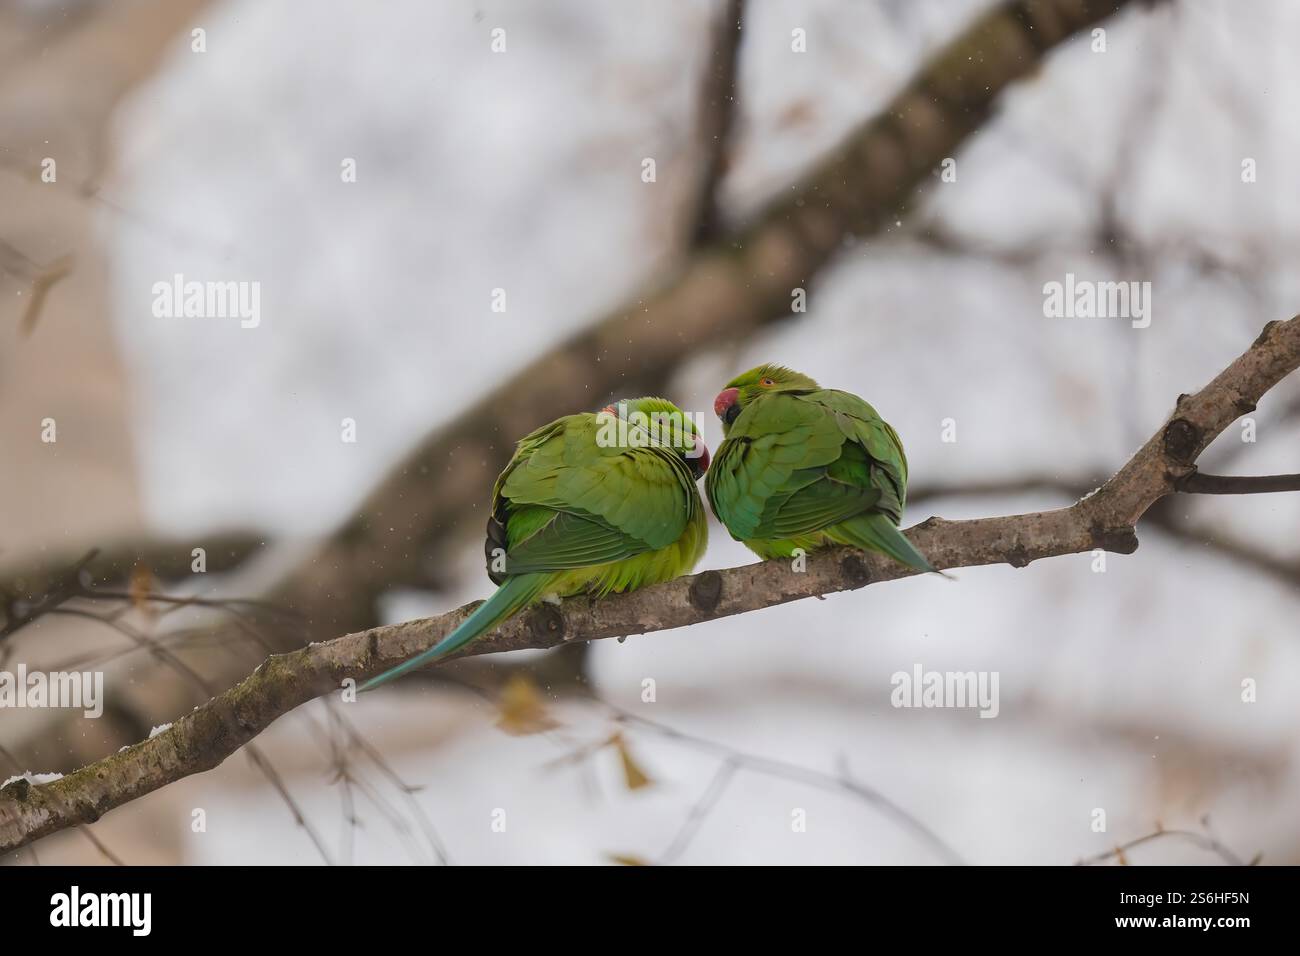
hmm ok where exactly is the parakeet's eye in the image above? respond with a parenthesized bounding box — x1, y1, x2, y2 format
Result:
(760, 377, 774, 386)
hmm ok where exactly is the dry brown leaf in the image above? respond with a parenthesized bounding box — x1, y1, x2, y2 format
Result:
(607, 853, 649, 866)
(612, 732, 654, 791)
(494, 673, 560, 736)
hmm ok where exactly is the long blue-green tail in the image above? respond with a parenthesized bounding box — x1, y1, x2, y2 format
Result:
(835, 512, 936, 574)
(360, 572, 550, 691)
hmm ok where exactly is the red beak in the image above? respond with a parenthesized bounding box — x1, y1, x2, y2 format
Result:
(713, 387, 739, 420)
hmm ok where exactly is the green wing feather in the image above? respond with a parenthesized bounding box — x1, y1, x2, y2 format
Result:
(707, 389, 932, 572)
(364, 412, 702, 691)
(495, 413, 698, 569)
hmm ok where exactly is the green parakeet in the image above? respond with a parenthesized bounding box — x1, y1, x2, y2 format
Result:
(705, 364, 934, 573)
(361, 397, 709, 690)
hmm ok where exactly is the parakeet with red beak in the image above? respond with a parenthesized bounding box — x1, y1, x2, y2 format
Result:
(362, 397, 709, 690)
(706, 364, 934, 573)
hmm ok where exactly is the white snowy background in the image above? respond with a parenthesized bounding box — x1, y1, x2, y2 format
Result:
(24, 0, 1300, 863)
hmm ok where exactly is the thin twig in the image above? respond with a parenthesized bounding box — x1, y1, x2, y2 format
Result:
(77, 825, 126, 866)
(609, 706, 964, 865)
(1076, 825, 1254, 867)
(1175, 471, 1300, 495)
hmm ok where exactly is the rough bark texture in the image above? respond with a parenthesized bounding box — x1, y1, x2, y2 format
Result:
(3, 311, 1297, 853)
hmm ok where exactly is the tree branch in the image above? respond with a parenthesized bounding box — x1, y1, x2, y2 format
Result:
(232, 0, 1153, 637)
(3, 0, 1149, 776)
(1075, 821, 1256, 866)
(909, 473, 1300, 593)
(686, 0, 744, 246)
(0, 531, 268, 618)
(3, 313, 1298, 853)
(1174, 471, 1300, 495)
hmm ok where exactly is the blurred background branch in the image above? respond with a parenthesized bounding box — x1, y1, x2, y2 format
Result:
(0, 0, 1144, 780)
(5, 0, 1298, 865)
(686, 0, 745, 246)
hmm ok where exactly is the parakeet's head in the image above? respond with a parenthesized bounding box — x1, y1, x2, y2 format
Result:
(714, 364, 819, 431)
(598, 396, 710, 479)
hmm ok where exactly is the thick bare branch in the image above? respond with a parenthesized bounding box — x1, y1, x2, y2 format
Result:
(9, 0, 1144, 773)
(257, 0, 1149, 635)
(3, 312, 1297, 853)
(686, 0, 744, 245)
